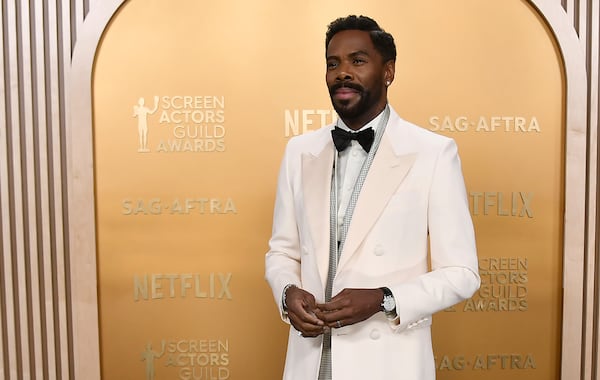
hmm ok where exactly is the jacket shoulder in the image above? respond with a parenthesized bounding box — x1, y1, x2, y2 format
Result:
(387, 112, 456, 154)
(284, 125, 333, 155)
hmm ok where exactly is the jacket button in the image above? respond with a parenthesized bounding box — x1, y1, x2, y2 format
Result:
(374, 245, 385, 256)
(370, 329, 381, 340)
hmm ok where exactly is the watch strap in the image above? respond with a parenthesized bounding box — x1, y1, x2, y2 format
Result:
(380, 286, 393, 299)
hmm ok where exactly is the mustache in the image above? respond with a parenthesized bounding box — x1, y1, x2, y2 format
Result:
(329, 82, 364, 94)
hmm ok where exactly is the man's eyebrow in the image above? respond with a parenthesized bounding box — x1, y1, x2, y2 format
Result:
(326, 50, 370, 60)
(349, 50, 370, 57)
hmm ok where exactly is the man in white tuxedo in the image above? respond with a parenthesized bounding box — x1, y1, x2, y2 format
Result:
(265, 15, 480, 380)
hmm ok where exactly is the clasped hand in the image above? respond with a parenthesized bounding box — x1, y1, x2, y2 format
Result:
(285, 287, 383, 337)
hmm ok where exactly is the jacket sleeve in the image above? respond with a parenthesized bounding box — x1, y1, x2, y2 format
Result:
(265, 143, 302, 322)
(391, 138, 480, 332)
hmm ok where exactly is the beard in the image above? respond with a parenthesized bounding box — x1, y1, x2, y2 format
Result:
(328, 81, 382, 120)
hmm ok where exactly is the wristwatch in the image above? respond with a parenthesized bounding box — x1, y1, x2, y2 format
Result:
(282, 284, 297, 311)
(380, 287, 397, 319)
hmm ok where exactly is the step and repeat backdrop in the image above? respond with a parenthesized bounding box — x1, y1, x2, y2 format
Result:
(92, 1, 564, 379)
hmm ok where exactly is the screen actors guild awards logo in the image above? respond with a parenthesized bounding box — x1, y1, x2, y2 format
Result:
(138, 338, 231, 379)
(141, 340, 166, 380)
(132, 95, 226, 153)
(133, 96, 159, 152)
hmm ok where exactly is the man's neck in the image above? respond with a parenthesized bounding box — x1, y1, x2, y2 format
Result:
(341, 103, 387, 131)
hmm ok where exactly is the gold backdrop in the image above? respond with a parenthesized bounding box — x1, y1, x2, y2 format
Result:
(93, 1, 563, 379)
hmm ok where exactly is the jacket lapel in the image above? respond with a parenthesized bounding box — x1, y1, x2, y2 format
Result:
(337, 132, 416, 271)
(301, 141, 335, 291)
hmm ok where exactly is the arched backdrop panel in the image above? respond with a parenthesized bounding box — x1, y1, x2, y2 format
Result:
(66, 0, 588, 379)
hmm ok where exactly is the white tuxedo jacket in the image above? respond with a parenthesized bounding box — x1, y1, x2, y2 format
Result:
(265, 107, 480, 380)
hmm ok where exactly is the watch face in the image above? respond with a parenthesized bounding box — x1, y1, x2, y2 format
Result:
(383, 296, 396, 311)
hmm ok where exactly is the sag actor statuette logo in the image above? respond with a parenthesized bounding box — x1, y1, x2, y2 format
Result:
(132, 95, 226, 153)
(133, 96, 159, 152)
(141, 340, 166, 380)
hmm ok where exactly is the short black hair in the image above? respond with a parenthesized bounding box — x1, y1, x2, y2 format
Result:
(325, 15, 396, 63)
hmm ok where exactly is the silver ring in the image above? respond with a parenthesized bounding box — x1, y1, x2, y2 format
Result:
(336, 320, 342, 328)
(297, 331, 302, 336)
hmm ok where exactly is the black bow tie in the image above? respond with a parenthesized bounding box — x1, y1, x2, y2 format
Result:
(331, 126, 375, 153)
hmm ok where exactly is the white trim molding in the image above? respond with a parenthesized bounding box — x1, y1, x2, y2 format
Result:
(69, 1, 128, 378)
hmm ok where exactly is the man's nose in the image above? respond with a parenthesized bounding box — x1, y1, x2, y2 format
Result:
(336, 69, 353, 81)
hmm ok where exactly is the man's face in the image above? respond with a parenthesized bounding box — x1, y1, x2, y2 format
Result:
(326, 29, 393, 128)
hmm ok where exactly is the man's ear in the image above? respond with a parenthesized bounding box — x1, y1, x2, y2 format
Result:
(384, 60, 396, 86)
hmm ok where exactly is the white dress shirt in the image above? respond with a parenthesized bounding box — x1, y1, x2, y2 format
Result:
(335, 111, 385, 239)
